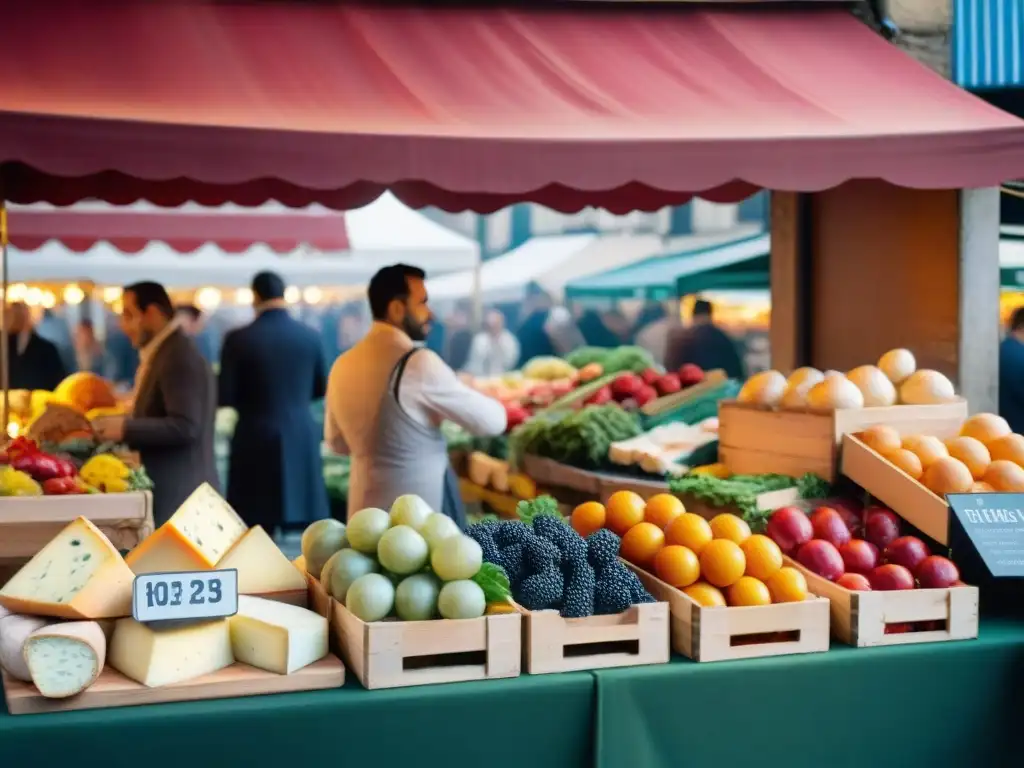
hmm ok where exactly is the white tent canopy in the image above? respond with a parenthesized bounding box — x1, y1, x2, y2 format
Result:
(7, 193, 479, 288)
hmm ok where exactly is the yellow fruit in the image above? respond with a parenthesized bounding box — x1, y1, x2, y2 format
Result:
(619, 522, 665, 570)
(53, 372, 117, 413)
(859, 425, 901, 456)
(699, 539, 746, 588)
(726, 576, 772, 607)
(767, 567, 809, 603)
(654, 545, 700, 588)
(485, 602, 518, 615)
(683, 582, 727, 608)
(605, 490, 646, 535)
(709, 514, 751, 545)
(665, 513, 714, 555)
(885, 448, 923, 480)
(943, 436, 990, 480)
(690, 463, 730, 479)
(741, 534, 783, 581)
(644, 494, 685, 529)
(571, 502, 606, 539)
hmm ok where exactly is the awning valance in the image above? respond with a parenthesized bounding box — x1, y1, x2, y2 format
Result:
(2, 3, 1024, 212)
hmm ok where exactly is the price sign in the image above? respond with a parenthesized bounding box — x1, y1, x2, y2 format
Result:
(947, 493, 1024, 577)
(132, 569, 238, 623)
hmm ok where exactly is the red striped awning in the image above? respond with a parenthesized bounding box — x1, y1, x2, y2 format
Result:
(5, 202, 349, 254)
(1, 2, 1024, 213)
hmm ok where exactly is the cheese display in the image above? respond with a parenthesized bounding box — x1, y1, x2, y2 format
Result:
(218, 525, 307, 596)
(0, 517, 134, 619)
(0, 614, 52, 681)
(228, 596, 328, 674)
(109, 617, 234, 688)
(126, 482, 248, 574)
(608, 419, 718, 476)
(23, 621, 106, 698)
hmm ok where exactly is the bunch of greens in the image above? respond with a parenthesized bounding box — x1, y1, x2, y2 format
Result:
(564, 345, 656, 374)
(515, 494, 564, 525)
(669, 472, 830, 529)
(510, 404, 641, 469)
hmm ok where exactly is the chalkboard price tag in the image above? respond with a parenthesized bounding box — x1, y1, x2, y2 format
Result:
(947, 493, 1024, 577)
(132, 569, 239, 623)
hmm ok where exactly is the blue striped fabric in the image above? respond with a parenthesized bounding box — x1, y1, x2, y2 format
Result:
(954, 0, 1024, 89)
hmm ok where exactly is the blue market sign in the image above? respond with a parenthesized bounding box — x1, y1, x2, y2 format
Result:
(947, 493, 1024, 577)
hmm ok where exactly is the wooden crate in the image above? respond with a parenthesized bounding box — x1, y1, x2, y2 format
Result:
(718, 399, 967, 482)
(783, 557, 979, 647)
(0, 491, 154, 565)
(520, 455, 603, 495)
(299, 557, 522, 689)
(522, 602, 669, 674)
(629, 564, 830, 662)
(840, 433, 951, 545)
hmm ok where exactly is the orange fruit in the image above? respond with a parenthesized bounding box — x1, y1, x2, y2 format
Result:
(571, 501, 606, 539)
(683, 582, 727, 608)
(726, 576, 772, 607)
(709, 513, 751, 545)
(902, 435, 948, 469)
(983, 459, 1024, 491)
(960, 412, 1011, 445)
(653, 545, 700, 588)
(619, 522, 666, 569)
(944, 436, 990, 480)
(767, 567, 809, 603)
(665, 513, 714, 555)
(698, 539, 746, 588)
(885, 448, 923, 480)
(987, 433, 1024, 467)
(859, 424, 901, 456)
(741, 534, 783, 581)
(644, 493, 685, 529)
(605, 490, 646, 535)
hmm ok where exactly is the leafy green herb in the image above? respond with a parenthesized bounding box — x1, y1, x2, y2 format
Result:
(516, 494, 563, 525)
(472, 562, 512, 603)
(669, 473, 801, 526)
(796, 473, 832, 500)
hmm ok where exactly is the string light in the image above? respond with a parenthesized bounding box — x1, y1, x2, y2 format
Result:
(62, 284, 85, 306)
(284, 286, 301, 304)
(234, 288, 254, 305)
(102, 286, 123, 303)
(302, 287, 323, 305)
(7, 284, 26, 302)
(41, 291, 57, 309)
(195, 287, 222, 311)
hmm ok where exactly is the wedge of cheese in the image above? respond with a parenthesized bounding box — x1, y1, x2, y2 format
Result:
(0, 614, 53, 681)
(217, 526, 307, 596)
(229, 596, 328, 675)
(109, 617, 233, 688)
(0, 517, 134, 619)
(126, 483, 248, 575)
(24, 621, 106, 698)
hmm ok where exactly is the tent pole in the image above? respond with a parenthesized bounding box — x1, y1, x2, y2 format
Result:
(1, 200, 8, 440)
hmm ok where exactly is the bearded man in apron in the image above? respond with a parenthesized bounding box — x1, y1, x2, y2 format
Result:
(324, 265, 507, 525)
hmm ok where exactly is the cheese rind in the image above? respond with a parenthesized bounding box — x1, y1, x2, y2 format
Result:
(218, 526, 307, 595)
(126, 483, 247, 574)
(0, 517, 134, 619)
(24, 621, 106, 698)
(109, 617, 234, 688)
(0, 614, 53, 681)
(229, 596, 328, 675)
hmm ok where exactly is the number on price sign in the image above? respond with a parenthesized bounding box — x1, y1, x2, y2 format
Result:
(132, 569, 238, 623)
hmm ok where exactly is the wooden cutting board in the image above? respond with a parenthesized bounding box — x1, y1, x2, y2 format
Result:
(2, 654, 344, 715)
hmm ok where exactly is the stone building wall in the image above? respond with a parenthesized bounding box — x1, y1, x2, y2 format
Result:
(883, 0, 952, 77)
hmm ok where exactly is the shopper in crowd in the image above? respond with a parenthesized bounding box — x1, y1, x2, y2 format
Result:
(36, 307, 76, 374)
(6, 302, 67, 391)
(999, 307, 1024, 433)
(602, 307, 632, 344)
(93, 282, 217, 525)
(325, 264, 506, 523)
(516, 283, 557, 365)
(634, 301, 674, 366)
(444, 302, 473, 371)
(665, 297, 746, 380)
(578, 308, 621, 348)
(73, 318, 105, 375)
(175, 304, 217, 364)
(465, 308, 520, 377)
(103, 313, 140, 388)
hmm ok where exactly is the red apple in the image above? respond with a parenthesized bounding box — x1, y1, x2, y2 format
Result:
(678, 364, 705, 387)
(633, 385, 658, 407)
(915, 555, 960, 589)
(610, 373, 643, 401)
(640, 368, 661, 386)
(869, 564, 915, 591)
(797, 539, 845, 581)
(864, 508, 901, 551)
(766, 506, 814, 555)
(838, 539, 879, 575)
(654, 373, 682, 396)
(884, 536, 930, 573)
(810, 507, 852, 549)
(585, 386, 612, 406)
(827, 498, 865, 536)
(836, 572, 872, 591)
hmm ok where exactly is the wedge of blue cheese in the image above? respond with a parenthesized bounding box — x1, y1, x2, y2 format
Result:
(23, 621, 107, 698)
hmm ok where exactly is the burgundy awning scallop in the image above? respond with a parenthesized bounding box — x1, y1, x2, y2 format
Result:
(1, 2, 1024, 213)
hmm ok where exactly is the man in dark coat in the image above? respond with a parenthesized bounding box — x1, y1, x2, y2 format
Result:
(92, 282, 218, 526)
(665, 298, 746, 380)
(6, 302, 67, 391)
(218, 271, 329, 531)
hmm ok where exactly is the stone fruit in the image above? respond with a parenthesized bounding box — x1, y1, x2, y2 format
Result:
(869, 564, 915, 591)
(826, 499, 864, 536)
(884, 536, 930, 573)
(737, 370, 787, 408)
(683, 582, 726, 608)
(983, 459, 1024, 491)
(915, 555, 960, 589)
(605, 490, 646, 535)
(878, 348, 916, 384)
(886, 448, 924, 480)
(766, 506, 813, 555)
(726, 576, 772, 607)
(959, 412, 1011, 445)
(987, 433, 1024, 466)
(654, 545, 701, 589)
(836, 573, 872, 591)
(699, 539, 747, 588)
(810, 506, 852, 548)
(864, 507, 901, 551)
(709, 513, 751, 545)
(838, 539, 879, 575)
(903, 435, 948, 469)
(922, 457, 973, 495)
(943, 436, 991, 480)
(619, 522, 666, 570)
(899, 369, 956, 405)
(796, 539, 845, 582)
(741, 534, 783, 582)
(766, 567, 809, 602)
(644, 494, 685, 529)
(858, 424, 901, 456)
(846, 365, 897, 407)
(665, 513, 714, 555)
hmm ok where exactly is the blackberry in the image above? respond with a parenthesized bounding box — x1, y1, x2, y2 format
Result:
(523, 533, 560, 574)
(516, 566, 565, 611)
(560, 561, 596, 618)
(493, 520, 531, 548)
(495, 542, 525, 587)
(465, 524, 501, 565)
(534, 516, 588, 570)
(623, 567, 656, 604)
(593, 567, 633, 615)
(586, 528, 621, 570)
